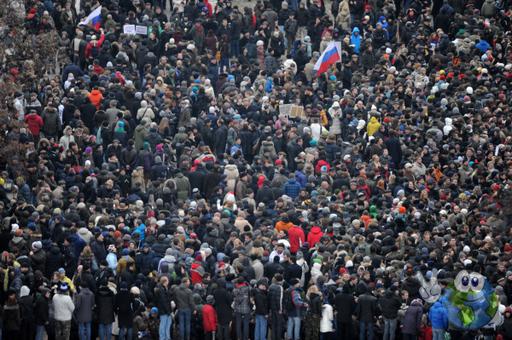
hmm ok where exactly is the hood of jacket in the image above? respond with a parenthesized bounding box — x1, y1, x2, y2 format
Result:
(310, 226, 322, 234)
(225, 164, 238, 172)
(89, 89, 102, 98)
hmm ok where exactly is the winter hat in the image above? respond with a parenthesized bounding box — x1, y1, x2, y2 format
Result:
(20, 285, 30, 297)
(151, 307, 159, 314)
(32, 241, 42, 251)
(59, 282, 69, 292)
(466, 86, 473, 95)
(206, 295, 215, 304)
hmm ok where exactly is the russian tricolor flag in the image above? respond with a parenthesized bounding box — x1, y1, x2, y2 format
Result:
(78, 6, 102, 30)
(314, 41, 342, 76)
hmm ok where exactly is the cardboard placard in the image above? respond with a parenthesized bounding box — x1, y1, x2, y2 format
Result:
(135, 25, 148, 35)
(291, 105, 305, 119)
(123, 24, 136, 35)
(279, 104, 292, 117)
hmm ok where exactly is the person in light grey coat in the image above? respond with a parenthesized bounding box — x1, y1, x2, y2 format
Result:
(74, 283, 95, 340)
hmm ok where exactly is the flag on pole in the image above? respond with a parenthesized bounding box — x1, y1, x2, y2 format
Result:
(78, 6, 102, 30)
(314, 41, 342, 76)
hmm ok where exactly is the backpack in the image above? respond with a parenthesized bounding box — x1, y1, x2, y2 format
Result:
(282, 287, 295, 313)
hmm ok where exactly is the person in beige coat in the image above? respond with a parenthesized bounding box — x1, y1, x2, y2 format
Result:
(336, 0, 351, 32)
(224, 162, 240, 193)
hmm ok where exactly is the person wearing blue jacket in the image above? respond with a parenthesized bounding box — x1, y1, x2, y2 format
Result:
(429, 298, 448, 340)
(350, 27, 362, 54)
(132, 221, 146, 246)
(283, 174, 302, 199)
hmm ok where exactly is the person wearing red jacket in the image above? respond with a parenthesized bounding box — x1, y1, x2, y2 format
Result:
(288, 224, 305, 254)
(88, 87, 104, 110)
(190, 255, 205, 285)
(307, 226, 323, 249)
(85, 29, 105, 60)
(25, 109, 43, 140)
(202, 295, 217, 340)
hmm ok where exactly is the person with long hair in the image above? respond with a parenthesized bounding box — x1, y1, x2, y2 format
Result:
(3, 290, 21, 339)
(158, 117, 171, 137)
(304, 285, 323, 340)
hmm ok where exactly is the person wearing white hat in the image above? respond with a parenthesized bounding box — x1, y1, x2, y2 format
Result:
(53, 282, 75, 340)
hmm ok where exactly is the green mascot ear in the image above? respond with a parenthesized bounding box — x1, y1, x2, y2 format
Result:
(486, 292, 499, 318)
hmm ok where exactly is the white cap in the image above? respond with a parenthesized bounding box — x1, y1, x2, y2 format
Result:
(466, 86, 473, 95)
(463, 245, 471, 253)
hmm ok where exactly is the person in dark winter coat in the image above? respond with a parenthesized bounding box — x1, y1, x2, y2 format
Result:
(385, 131, 402, 169)
(115, 282, 135, 340)
(135, 245, 156, 276)
(74, 282, 95, 340)
(256, 180, 275, 204)
(213, 279, 233, 340)
(172, 277, 196, 340)
(252, 280, 269, 340)
(30, 241, 46, 278)
(41, 107, 61, 139)
(214, 120, 229, 156)
(154, 276, 173, 340)
(96, 284, 115, 340)
(233, 278, 252, 340)
(34, 287, 50, 340)
(335, 284, 355, 339)
(356, 285, 378, 340)
(268, 274, 285, 340)
(379, 288, 402, 340)
(402, 299, 423, 339)
(304, 285, 322, 340)
(3, 290, 21, 339)
(19, 285, 35, 340)
(45, 244, 64, 277)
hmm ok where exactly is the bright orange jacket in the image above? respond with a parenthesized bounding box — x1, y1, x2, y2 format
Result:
(88, 89, 103, 109)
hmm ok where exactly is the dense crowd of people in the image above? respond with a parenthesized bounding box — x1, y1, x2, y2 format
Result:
(0, 0, 511, 339)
